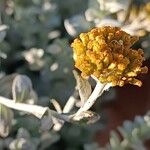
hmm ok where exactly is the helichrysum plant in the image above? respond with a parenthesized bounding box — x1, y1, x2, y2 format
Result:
(0, 26, 148, 138)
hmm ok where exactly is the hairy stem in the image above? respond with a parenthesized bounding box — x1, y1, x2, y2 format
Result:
(75, 81, 111, 116)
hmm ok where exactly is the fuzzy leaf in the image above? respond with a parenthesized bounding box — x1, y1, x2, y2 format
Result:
(16, 128, 30, 139)
(12, 75, 33, 103)
(39, 132, 60, 150)
(40, 112, 53, 131)
(109, 131, 121, 149)
(0, 74, 17, 98)
(9, 138, 37, 150)
(0, 104, 14, 137)
(73, 70, 92, 104)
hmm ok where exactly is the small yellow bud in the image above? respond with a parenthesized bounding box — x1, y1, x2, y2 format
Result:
(127, 72, 137, 77)
(118, 64, 126, 71)
(108, 63, 116, 70)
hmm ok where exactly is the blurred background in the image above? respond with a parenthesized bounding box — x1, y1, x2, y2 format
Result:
(0, 0, 150, 149)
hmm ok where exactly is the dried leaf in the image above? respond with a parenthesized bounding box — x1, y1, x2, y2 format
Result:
(72, 110, 100, 124)
(73, 70, 92, 104)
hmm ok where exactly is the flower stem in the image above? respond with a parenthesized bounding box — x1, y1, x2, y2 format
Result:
(75, 81, 111, 116)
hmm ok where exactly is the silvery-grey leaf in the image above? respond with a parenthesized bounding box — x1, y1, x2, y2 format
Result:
(40, 113, 53, 131)
(73, 70, 92, 104)
(0, 25, 8, 42)
(23, 48, 45, 71)
(3, 137, 14, 149)
(96, 18, 121, 27)
(98, 0, 129, 13)
(85, 8, 100, 22)
(63, 96, 76, 113)
(39, 132, 60, 150)
(0, 51, 7, 59)
(46, 44, 62, 55)
(109, 131, 121, 148)
(48, 30, 61, 40)
(123, 120, 134, 133)
(9, 138, 36, 150)
(12, 75, 32, 103)
(0, 72, 5, 79)
(64, 15, 91, 37)
(88, 0, 100, 10)
(0, 74, 17, 98)
(131, 141, 146, 150)
(0, 25, 8, 32)
(84, 143, 100, 150)
(0, 31, 6, 43)
(134, 116, 145, 125)
(0, 140, 4, 149)
(52, 117, 64, 131)
(26, 90, 38, 104)
(16, 128, 30, 139)
(0, 104, 14, 137)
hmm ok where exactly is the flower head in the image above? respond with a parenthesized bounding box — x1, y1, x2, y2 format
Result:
(71, 26, 148, 87)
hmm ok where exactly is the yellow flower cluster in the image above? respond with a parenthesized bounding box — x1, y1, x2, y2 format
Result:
(71, 26, 148, 87)
(145, 2, 150, 15)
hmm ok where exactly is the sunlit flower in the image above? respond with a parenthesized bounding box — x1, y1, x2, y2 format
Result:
(71, 26, 148, 87)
